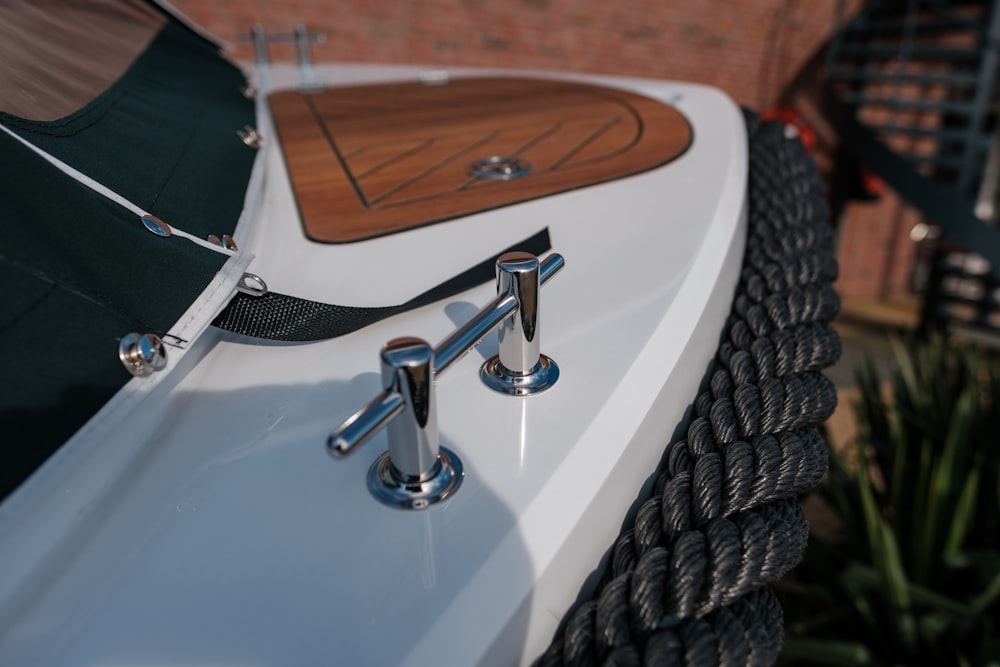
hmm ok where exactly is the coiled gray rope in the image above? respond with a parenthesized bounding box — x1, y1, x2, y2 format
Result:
(538, 115, 841, 666)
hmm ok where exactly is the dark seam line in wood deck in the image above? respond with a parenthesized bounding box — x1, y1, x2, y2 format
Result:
(367, 130, 500, 207)
(304, 93, 372, 209)
(549, 115, 623, 170)
(354, 138, 435, 180)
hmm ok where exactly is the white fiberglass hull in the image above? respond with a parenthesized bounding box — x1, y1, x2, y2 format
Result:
(0, 64, 747, 666)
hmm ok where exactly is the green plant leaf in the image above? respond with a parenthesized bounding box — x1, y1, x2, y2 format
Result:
(779, 638, 874, 666)
(783, 335, 1000, 666)
(841, 562, 973, 617)
(925, 382, 980, 573)
(911, 435, 934, 581)
(945, 464, 981, 556)
(824, 447, 866, 552)
(965, 568, 1000, 633)
(855, 444, 918, 650)
(888, 335, 918, 405)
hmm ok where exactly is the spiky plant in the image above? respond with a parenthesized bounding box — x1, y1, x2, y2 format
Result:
(778, 334, 1000, 667)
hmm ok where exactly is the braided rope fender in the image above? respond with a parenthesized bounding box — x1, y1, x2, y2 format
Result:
(538, 115, 842, 666)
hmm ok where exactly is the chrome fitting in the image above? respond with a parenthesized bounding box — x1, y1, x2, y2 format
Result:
(328, 337, 462, 510)
(327, 251, 564, 505)
(380, 337, 440, 479)
(468, 156, 532, 180)
(242, 24, 325, 89)
(480, 252, 559, 396)
(207, 234, 238, 251)
(237, 125, 261, 149)
(119, 333, 167, 377)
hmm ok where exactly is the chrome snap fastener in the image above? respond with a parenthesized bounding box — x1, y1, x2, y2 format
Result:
(237, 125, 261, 149)
(208, 234, 238, 251)
(141, 215, 172, 237)
(119, 333, 168, 377)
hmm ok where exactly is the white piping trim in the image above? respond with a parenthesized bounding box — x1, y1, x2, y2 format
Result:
(151, 0, 233, 53)
(0, 122, 234, 256)
(230, 95, 269, 243)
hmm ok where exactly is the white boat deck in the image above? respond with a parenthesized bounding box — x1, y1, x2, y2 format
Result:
(0, 64, 747, 666)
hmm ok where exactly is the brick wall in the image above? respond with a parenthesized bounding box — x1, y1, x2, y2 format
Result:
(171, 0, 914, 304)
(835, 192, 923, 301)
(170, 0, 848, 111)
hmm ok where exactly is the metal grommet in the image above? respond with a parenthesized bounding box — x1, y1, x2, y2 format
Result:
(119, 333, 168, 377)
(237, 125, 261, 149)
(141, 215, 172, 237)
(468, 156, 532, 180)
(236, 273, 268, 296)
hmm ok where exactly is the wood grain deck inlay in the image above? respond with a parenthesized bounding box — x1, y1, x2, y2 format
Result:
(269, 77, 692, 243)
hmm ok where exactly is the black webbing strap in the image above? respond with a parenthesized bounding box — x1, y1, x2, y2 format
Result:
(212, 228, 552, 341)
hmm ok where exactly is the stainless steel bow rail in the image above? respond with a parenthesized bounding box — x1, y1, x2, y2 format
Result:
(327, 251, 565, 509)
(241, 25, 326, 90)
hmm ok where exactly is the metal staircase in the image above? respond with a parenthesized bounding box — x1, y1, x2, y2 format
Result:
(825, 0, 1000, 335)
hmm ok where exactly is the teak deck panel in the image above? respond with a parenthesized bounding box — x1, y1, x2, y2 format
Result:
(269, 77, 693, 243)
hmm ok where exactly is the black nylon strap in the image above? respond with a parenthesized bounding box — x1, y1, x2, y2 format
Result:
(212, 228, 552, 341)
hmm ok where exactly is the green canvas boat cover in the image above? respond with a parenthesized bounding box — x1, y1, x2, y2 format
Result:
(0, 9, 256, 500)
